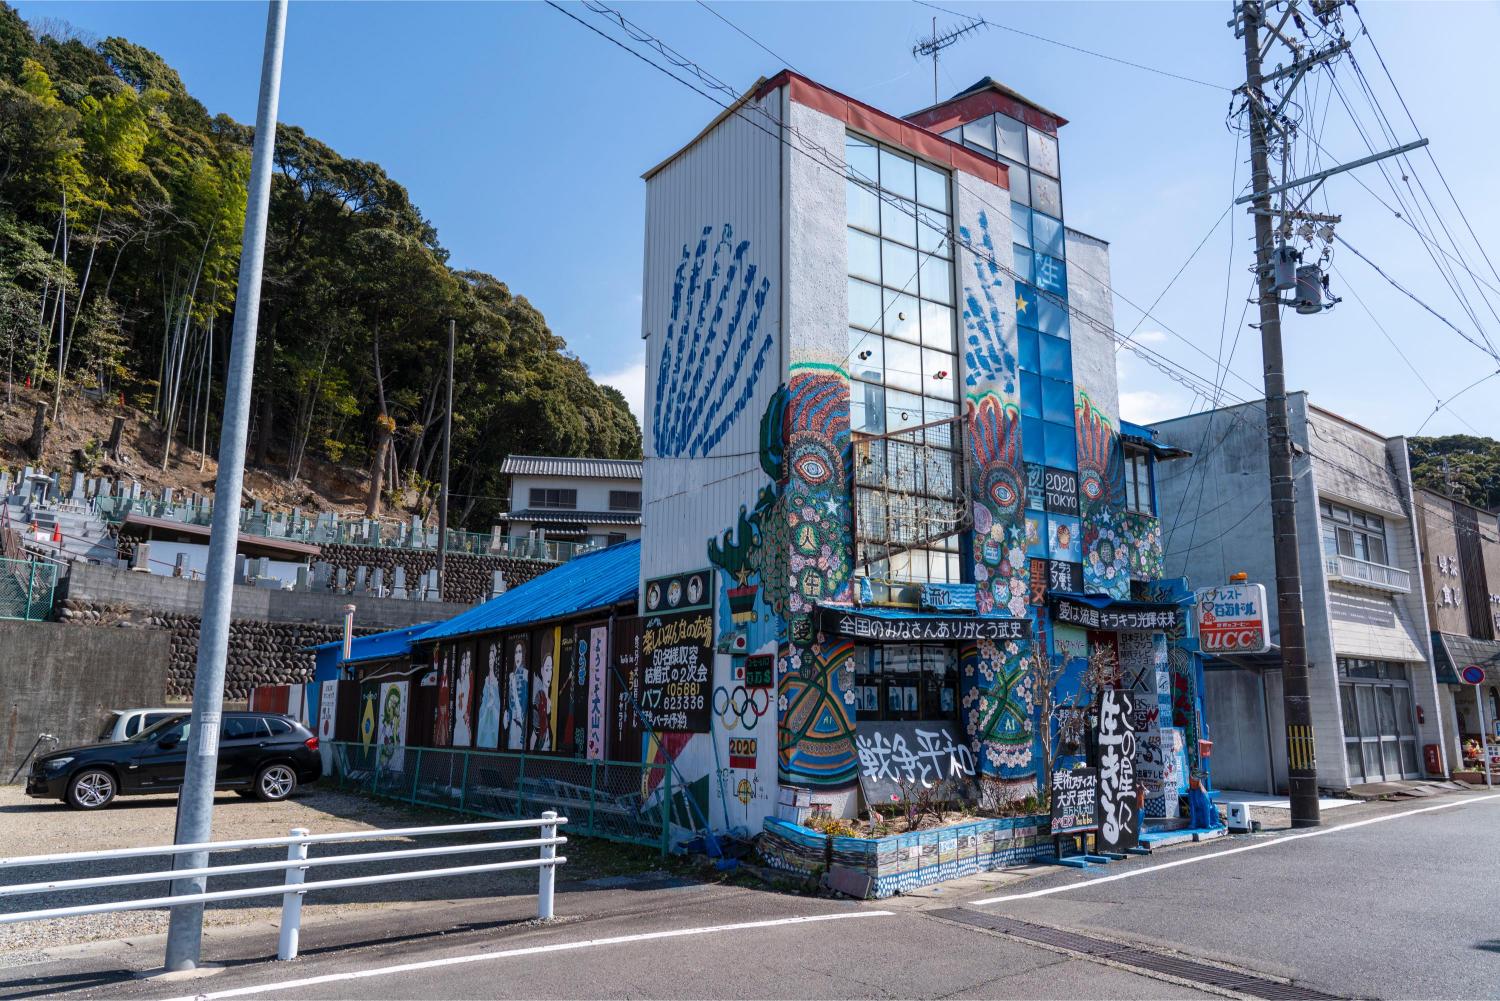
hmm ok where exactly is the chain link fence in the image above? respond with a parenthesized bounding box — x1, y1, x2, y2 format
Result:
(0, 558, 58, 621)
(329, 743, 674, 854)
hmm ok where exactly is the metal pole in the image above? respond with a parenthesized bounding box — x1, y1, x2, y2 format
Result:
(538, 810, 556, 920)
(1240, 0, 1319, 828)
(164, 0, 288, 971)
(341, 603, 355, 661)
(1477, 686, 1493, 790)
(276, 828, 309, 961)
(435, 318, 454, 597)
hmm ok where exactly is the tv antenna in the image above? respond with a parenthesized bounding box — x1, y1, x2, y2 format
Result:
(913, 16, 986, 103)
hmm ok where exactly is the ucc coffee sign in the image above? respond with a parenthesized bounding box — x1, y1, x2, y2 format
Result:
(1195, 582, 1271, 654)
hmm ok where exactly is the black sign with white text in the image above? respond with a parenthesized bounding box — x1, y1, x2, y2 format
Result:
(1043, 467, 1079, 516)
(1095, 689, 1140, 853)
(818, 608, 1030, 643)
(1050, 766, 1099, 835)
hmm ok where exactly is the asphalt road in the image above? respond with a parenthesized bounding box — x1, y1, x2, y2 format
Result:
(5, 789, 1497, 1000)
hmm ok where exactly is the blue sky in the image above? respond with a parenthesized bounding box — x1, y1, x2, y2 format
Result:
(17, 0, 1499, 437)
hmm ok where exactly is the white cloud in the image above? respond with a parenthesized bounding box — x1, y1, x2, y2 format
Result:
(597, 358, 646, 423)
(1130, 329, 1169, 345)
(1119, 389, 1185, 425)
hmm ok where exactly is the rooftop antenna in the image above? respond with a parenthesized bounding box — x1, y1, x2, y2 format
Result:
(913, 16, 986, 104)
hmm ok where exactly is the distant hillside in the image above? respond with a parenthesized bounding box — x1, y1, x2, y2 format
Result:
(1408, 435, 1500, 511)
(0, 5, 639, 527)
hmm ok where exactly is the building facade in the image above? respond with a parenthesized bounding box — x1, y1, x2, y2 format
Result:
(1153, 396, 1443, 793)
(638, 72, 1201, 831)
(498, 455, 643, 548)
(1414, 487, 1500, 775)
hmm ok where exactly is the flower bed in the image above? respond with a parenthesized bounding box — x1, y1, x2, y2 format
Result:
(759, 813, 1049, 898)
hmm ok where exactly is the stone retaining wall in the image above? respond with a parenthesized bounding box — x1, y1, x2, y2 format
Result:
(317, 543, 554, 604)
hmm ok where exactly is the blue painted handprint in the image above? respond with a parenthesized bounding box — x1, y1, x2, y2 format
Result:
(652, 223, 775, 458)
(958, 211, 1018, 396)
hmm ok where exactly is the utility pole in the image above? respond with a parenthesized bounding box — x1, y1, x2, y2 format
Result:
(1240, 0, 1321, 829)
(435, 317, 454, 598)
(163, 0, 287, 971)
(1234, 0, 1424, 829)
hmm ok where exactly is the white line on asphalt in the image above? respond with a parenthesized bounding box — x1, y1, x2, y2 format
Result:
(974, 792, 1500, 905)
(159, 910, 897, 1001)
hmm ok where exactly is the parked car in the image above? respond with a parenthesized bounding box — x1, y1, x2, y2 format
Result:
(26, 712, 322, 810)
(96, 708, 182, 743)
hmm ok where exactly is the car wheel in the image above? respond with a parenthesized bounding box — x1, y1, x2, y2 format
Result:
(254, 763, 297, 802)
(67, 769, 117, 810)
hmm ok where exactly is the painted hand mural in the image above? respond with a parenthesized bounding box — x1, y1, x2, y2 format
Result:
(1076, 392, 1131, 599)
(652, 224, 775, 459)
(958, 211, 1019, 396)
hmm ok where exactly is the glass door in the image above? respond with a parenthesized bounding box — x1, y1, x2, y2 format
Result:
(1339, 665, 1422, 783)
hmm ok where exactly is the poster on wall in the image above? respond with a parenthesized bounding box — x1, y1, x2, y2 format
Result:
(504, 635, 530, 750)
(1094, 689, 1140, 853)
(317, 680, 338, 772)
(376, 681, 408, 772)
(610, 617, 644, 761)
(555, 630, 579, 755)
(854, 721, 976, 803)
(453, 645, 474, 747)
(1050, 765, 1099, 835)
(432, 650, 452, 746)
(529, 630, 556, 751)
(1043, 467, 1080, 516)
(635, 609, 713, 732)
(585, 624, 609, 758)
(359, 686, 377, 750)
(475, 640, 502, 750)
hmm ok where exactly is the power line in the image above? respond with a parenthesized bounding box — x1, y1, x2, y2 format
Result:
(694, 1, 802, 75)
(910, 0, 1232, 92)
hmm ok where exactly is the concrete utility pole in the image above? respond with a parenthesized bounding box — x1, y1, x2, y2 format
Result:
(435, 317, 455, 596)
(163, 0, 288, 971)
(1234, 0, 1424, 828)
(1239, 0, 1322, 831)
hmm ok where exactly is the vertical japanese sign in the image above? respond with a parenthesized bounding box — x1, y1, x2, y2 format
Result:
(1095, 689, 1140, 853)
(585, 625, 608, 759)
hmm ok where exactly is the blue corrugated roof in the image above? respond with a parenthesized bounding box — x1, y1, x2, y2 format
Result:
(306, 622, 439, 665)
(418, 541, 640, 643)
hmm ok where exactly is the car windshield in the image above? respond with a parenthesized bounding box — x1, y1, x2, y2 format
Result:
(127, 714, 188, 743)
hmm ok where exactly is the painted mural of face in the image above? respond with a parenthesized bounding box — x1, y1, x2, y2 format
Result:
(970, 395, 1024, 527)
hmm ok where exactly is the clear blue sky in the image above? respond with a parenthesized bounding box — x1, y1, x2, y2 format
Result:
(16, 0, 1499, 437)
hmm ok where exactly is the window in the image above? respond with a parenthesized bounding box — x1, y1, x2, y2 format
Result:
(529, 488, 577, 510)
(1320, 501, 1389, 565)
(1123, 450, 1153, 515)
(266, 718, 294, 735)
(608, 490, 641, 512)
(853, 644, 959, 721)
(846, 132, 962, 589)
(223, 717, 270, 740)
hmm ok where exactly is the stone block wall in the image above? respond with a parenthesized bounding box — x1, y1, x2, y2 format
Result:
(317, 544, 554, 604)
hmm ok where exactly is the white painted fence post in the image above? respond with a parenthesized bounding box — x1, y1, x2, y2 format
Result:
(277, 828, 310, 960)
(538, 811, 557, 921)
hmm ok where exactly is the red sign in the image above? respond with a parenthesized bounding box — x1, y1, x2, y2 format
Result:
(1196, 583, 1271, 655)
(729, 737, 757, 770)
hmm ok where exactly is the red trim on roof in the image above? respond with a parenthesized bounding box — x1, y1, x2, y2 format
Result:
(756, 71, 1009, 191)
(905, 89, 1064, 137)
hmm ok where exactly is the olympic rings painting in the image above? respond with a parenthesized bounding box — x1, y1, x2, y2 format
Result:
(714, 684, 771, 730)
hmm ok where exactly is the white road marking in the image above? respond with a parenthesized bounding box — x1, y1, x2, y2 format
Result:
(975, 792, 1500, 905)
(160, 910, 897, 1001)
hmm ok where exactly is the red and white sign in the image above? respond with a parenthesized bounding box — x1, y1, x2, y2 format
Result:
(1195, 583, 1271, 655)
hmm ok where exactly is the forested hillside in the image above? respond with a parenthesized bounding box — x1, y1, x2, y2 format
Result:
(1408, 435, 1500, 512)
(0, 6, 638, 527)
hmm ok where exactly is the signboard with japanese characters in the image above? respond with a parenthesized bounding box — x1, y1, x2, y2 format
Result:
(1095, 689, 1140, 853)
(920, 582, 978, 613)
(634, 609, 713, 732)
(819, 608, 1030, 643)
(743, 653, 774, 690)
(1050, 766, 1099, 835)
(1195, 583, 1271, 655)
(1052, 597, 1180, 632)
(1047, 559, 1082, 594)
(854, 722, 977, 803)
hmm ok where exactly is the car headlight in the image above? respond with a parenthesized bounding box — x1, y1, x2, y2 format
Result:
(42, 757, 74, 772)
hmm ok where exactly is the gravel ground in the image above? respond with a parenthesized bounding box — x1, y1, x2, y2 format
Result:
(0, 782, 670, 964)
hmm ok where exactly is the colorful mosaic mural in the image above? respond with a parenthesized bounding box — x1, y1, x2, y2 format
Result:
(783, 364, 854, 618)
(778, 639, 859, 787)
(1121, 511, 1165, 582)
(960, 638, 1040, 805)
(1076, 392, 1130, 599)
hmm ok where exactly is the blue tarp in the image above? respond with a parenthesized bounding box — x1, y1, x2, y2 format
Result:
(306, 621, 439, 667)
(418, 540, 641, 643)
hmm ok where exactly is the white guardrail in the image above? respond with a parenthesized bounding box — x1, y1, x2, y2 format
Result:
(0, 813, 567, 961)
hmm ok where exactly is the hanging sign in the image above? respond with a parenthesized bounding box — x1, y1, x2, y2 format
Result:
(1053, 597, 1179, 631)
(818, 607, 1029, 642)
(1095, 690, 1140, 853)
(1195, 583, 1271, 655)
(1050, 766, 1099, 835)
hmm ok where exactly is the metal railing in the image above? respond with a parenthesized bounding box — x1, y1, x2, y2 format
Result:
(331, 742, 674, 855)
(1324, 554, 1412, 593)
(0, 816, 567, 961)
(0, 555, 58, 620)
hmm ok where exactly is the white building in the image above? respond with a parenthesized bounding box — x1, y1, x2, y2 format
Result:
(497, 455, 642, 549)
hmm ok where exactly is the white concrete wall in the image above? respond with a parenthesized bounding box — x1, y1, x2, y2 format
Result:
(1064, 228, 1120, 426)
(508, 473, 641, 516)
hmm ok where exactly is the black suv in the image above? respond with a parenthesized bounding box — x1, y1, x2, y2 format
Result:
(26, 712, 323, 810)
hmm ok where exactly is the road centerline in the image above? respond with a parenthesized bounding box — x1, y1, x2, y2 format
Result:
(973, 793, 1500, 905)
(157, 910, 897, 1001)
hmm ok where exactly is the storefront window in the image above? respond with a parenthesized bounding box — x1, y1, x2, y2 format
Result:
(853, 644, 959, 721)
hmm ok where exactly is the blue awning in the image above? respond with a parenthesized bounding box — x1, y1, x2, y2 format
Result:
(305, 622, 439, 666)
(418, 540, 640, 643)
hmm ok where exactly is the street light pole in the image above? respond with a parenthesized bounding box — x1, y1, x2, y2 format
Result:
(435, 318, 454, 598)
(163, 0, 288, 971)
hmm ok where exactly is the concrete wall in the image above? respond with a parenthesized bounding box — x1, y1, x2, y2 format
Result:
(1064, 227, 1119, 426)
(1201, 666, 1275, 793)
(63, 562, 468, 629)
(1, 620, 171, 778)
(508, 473, 641, 518)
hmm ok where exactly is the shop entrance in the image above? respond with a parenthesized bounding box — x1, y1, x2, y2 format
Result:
(852, 643, 960, 722)
(1338, 658, 1420, 782)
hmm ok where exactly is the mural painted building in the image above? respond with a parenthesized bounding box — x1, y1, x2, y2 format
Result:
(638, 72, 1200, 831)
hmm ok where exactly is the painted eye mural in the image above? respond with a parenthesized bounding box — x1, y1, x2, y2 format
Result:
(970, 395, 1024, 521)
(783, 365, 854, 618)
